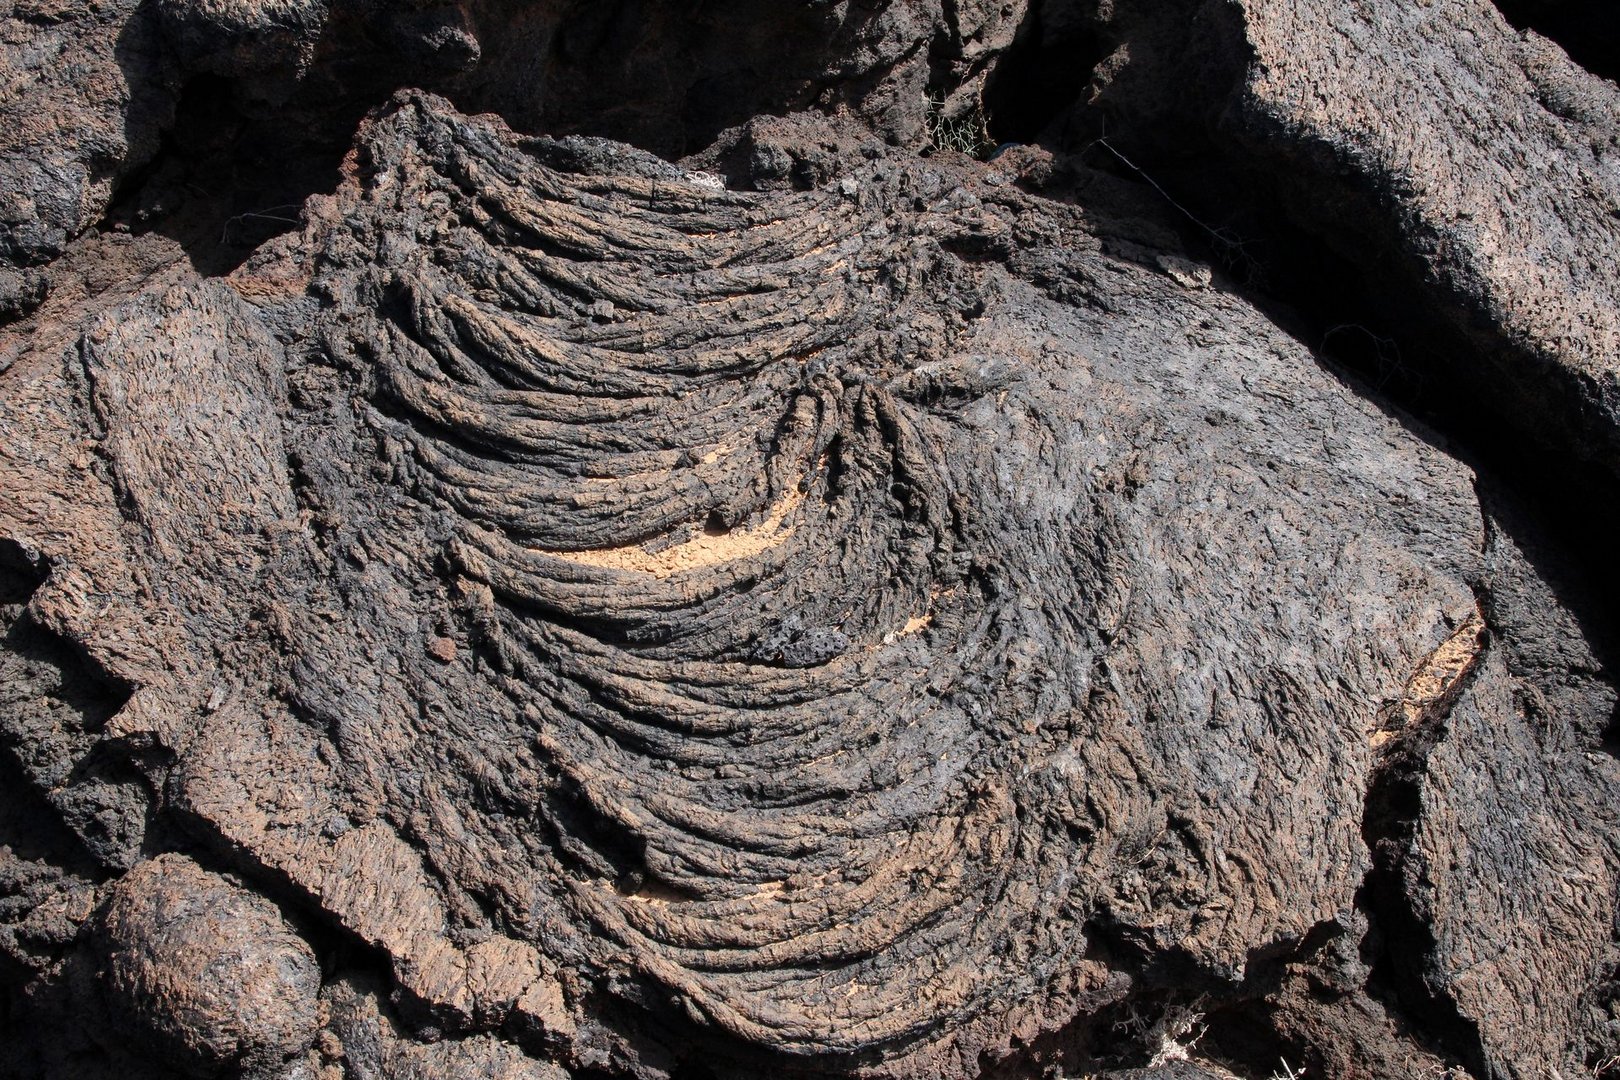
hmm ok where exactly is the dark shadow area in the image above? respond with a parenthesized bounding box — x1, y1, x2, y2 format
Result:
(0, 750, 101, 1041)
(0, 539, 145, 872)
(104, 0, 919, 277)
(982, 1, 1106, 145)
(1196, 1001, 1311, 1080)
(448, 0, 905, 158)
(1493, 0, 1620, 82)
(0, 749, 99, 877)
(0, 540, 107, 1069)
(104, 64, 374, 276)
(0, 540, 45, 607)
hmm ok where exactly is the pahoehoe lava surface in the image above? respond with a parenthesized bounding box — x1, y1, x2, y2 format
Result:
(3, 3, 1620, 1080)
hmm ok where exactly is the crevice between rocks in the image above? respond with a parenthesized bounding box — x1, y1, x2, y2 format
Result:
(981, 3, 1107, 145)
(1356, 628, 1495, 1077)
(102, 69, 369, 276)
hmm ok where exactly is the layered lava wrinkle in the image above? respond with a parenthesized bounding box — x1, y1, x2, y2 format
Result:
(316, 95, 1039, 1054)
(297, 92, 1509, 1072)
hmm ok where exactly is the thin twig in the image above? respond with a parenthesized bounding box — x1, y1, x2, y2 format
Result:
(221, 205, 303, 245)
(1082, 136, 1264, 283)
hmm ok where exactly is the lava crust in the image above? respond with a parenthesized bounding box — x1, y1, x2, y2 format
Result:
(4, 6, 1620, 1078)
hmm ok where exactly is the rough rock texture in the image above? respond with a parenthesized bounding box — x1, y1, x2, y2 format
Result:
(0, 0, 1024, 298)
(0, 0, 174, 279)
(2, 3, 1620, 1080)
(1032, 0, 1620, 477)
(97, 854, 322, 1075)
(320, 973, 571, 1080)
(232, 92, 1510, 1073)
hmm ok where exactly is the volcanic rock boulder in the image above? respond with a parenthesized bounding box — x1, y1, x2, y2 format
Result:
(96, 854, 321, 1076)
(1033, 0, 1620, 478)
(4, 83, 1619, 1079)
(0, 0, 174, 306)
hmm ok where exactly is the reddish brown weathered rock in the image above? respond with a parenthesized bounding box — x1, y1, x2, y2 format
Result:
(96, 854, 320, 1075)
